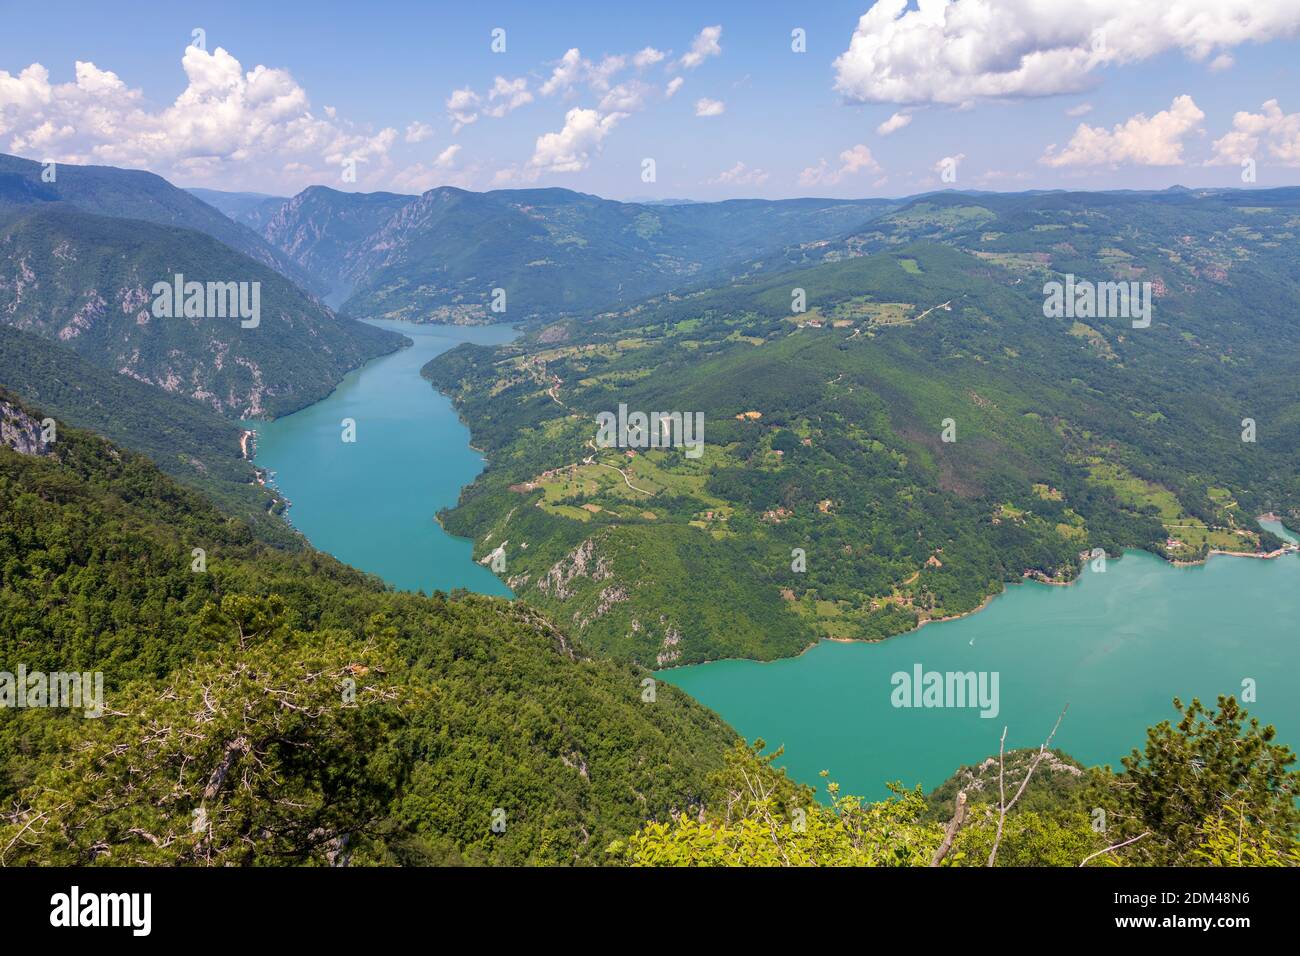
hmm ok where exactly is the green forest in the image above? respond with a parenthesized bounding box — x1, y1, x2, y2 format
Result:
(1, 396, 1294, 866)
(424, 192, 1300, 667)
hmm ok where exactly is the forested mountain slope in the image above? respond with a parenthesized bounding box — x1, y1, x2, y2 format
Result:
(3, 396, 1292, 867)
(248, 184, 896, 321)
(0, 328, 289, 541)
(0, 153, 322, 295)
(0, 397, 735, 865)
(0, 203, 403, 418)
(424, 227, 1300, 666)
(186, 188, 288, 232)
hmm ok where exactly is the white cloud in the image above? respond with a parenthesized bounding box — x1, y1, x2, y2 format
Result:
(537, 47, 655, 102)
(540, 48, 586, 97)
(0, 49, 398, 191)
(709, 161, 768, 186)
(483, 76, 534, 118)
(1208, 53, 1236, 72)
(445, 76, 534, 129)
(589, 55, 627, 92)
(839, 143, 880, 175)
(1066, 103, 1094, 117)
(933, 153, 966, 176)
(529, 107, 626, 174)
(876, 110, 912, 135)
(833, 0, 1300, 105)
(799, 143, 882, 185)
(446, 87, 481, 131)
(1041, 95, 1205, 167)
(1210, 99, 1300, 166)
(678, 26, 723, 70)
(633, 47, 666, 68)
(695, 97, 725, 117)
(665, 77, 684, 98)
(391, 143, 473, 192)
(600, 81, 652, 113)
(405, 121, 433, 143)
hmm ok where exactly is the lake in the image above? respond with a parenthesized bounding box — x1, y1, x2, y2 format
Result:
(255, 325, 1299, 803)
(662, 531, 1300, 801)
(253, 319, 517, 596)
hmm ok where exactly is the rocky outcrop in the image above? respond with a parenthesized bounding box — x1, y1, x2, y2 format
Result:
(0, 398, 50, 456)
(536, 537, 611, 600)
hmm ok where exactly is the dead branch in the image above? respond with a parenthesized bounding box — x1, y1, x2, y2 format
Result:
(930, 790, 968, 866)
(987, 704, 1069, 867)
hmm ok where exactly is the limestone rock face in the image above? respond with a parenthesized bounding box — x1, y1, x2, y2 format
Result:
(0, 398, 50, 456)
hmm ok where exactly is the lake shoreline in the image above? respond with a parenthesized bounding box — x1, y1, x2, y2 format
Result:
(249, 318, 518, 597)
(659, 535, 1297, 672)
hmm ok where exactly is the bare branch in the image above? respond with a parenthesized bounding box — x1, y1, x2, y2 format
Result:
(988, 704, 1069, 867)
(930, 790, 967, 866)
(1079, 830, 1151, 867)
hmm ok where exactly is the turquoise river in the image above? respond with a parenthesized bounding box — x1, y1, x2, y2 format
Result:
(254, 319, 516, 597)
(256, 324, 1300, 801)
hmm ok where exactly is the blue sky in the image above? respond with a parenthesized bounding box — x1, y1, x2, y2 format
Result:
(3, 0, 1300, 199)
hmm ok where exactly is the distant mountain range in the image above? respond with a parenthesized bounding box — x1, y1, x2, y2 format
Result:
(0, 154, 324, 296)
(0, 202, 402, 418)
(424, 186, 1300, 666)
(0, 323, 290, 541)
(198, 183, 899, 321)
(0, 152, 412, 529)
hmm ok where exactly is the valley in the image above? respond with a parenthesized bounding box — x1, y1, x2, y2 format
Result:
(1, 152, 1297, 873)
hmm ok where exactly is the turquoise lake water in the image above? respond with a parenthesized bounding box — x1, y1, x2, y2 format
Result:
(253, 319, 517, 596)
(255, 325, 1299, 801)
(663, 532, 1300, 800)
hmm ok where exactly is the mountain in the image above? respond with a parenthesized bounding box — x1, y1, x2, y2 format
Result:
(423, 191, 1300, 666)
(4, 399, 1290, 867)
(186, 187, 288, 232)
(0, 324, 291, 541)
(251, 185, 897, 321)
(260, 186, 414, 308)
(0, 397, 737, 865)
(767, 185, 1300, 272)
(0, 153, 323, 295)
(0, 203, 403, 418)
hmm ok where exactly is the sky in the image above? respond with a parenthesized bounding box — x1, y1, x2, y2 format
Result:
(2, 0, 1300, 201)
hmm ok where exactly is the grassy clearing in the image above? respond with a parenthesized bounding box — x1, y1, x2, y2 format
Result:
(1086, 461, 1253, 556)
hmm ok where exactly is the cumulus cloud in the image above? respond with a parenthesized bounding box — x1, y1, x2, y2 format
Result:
(600, 81, 652, 113)
(799, 143, 882, 186)
(537, 46, 668, 107)
(1065, 103, 1094, 117)
(876, 110, 912, 135)
(1041, 95, 1205, 167)
(589, 55, 627, 92)
(540, 48, 586, 97)
(665, 77, 684, 98)
(405, 121, 433, 143)
(832, 0, 1300, 105)
(709, 161, 768, 186)
(695, 97, 725, 117)
(1210, 99, 1300, 166)
(445, 76, 533, 129)
(678, 25, 723, 70)
(391, 143, 472, 192)
(633, 47, 666, 68)
(529, 107, 626, 174)
(1208, 53, 1236, 72)
(446, 86, 481, 131)
(483, 76, 534, 118)
(0, 48, 397, 190)
(933, 153, 966, 177)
